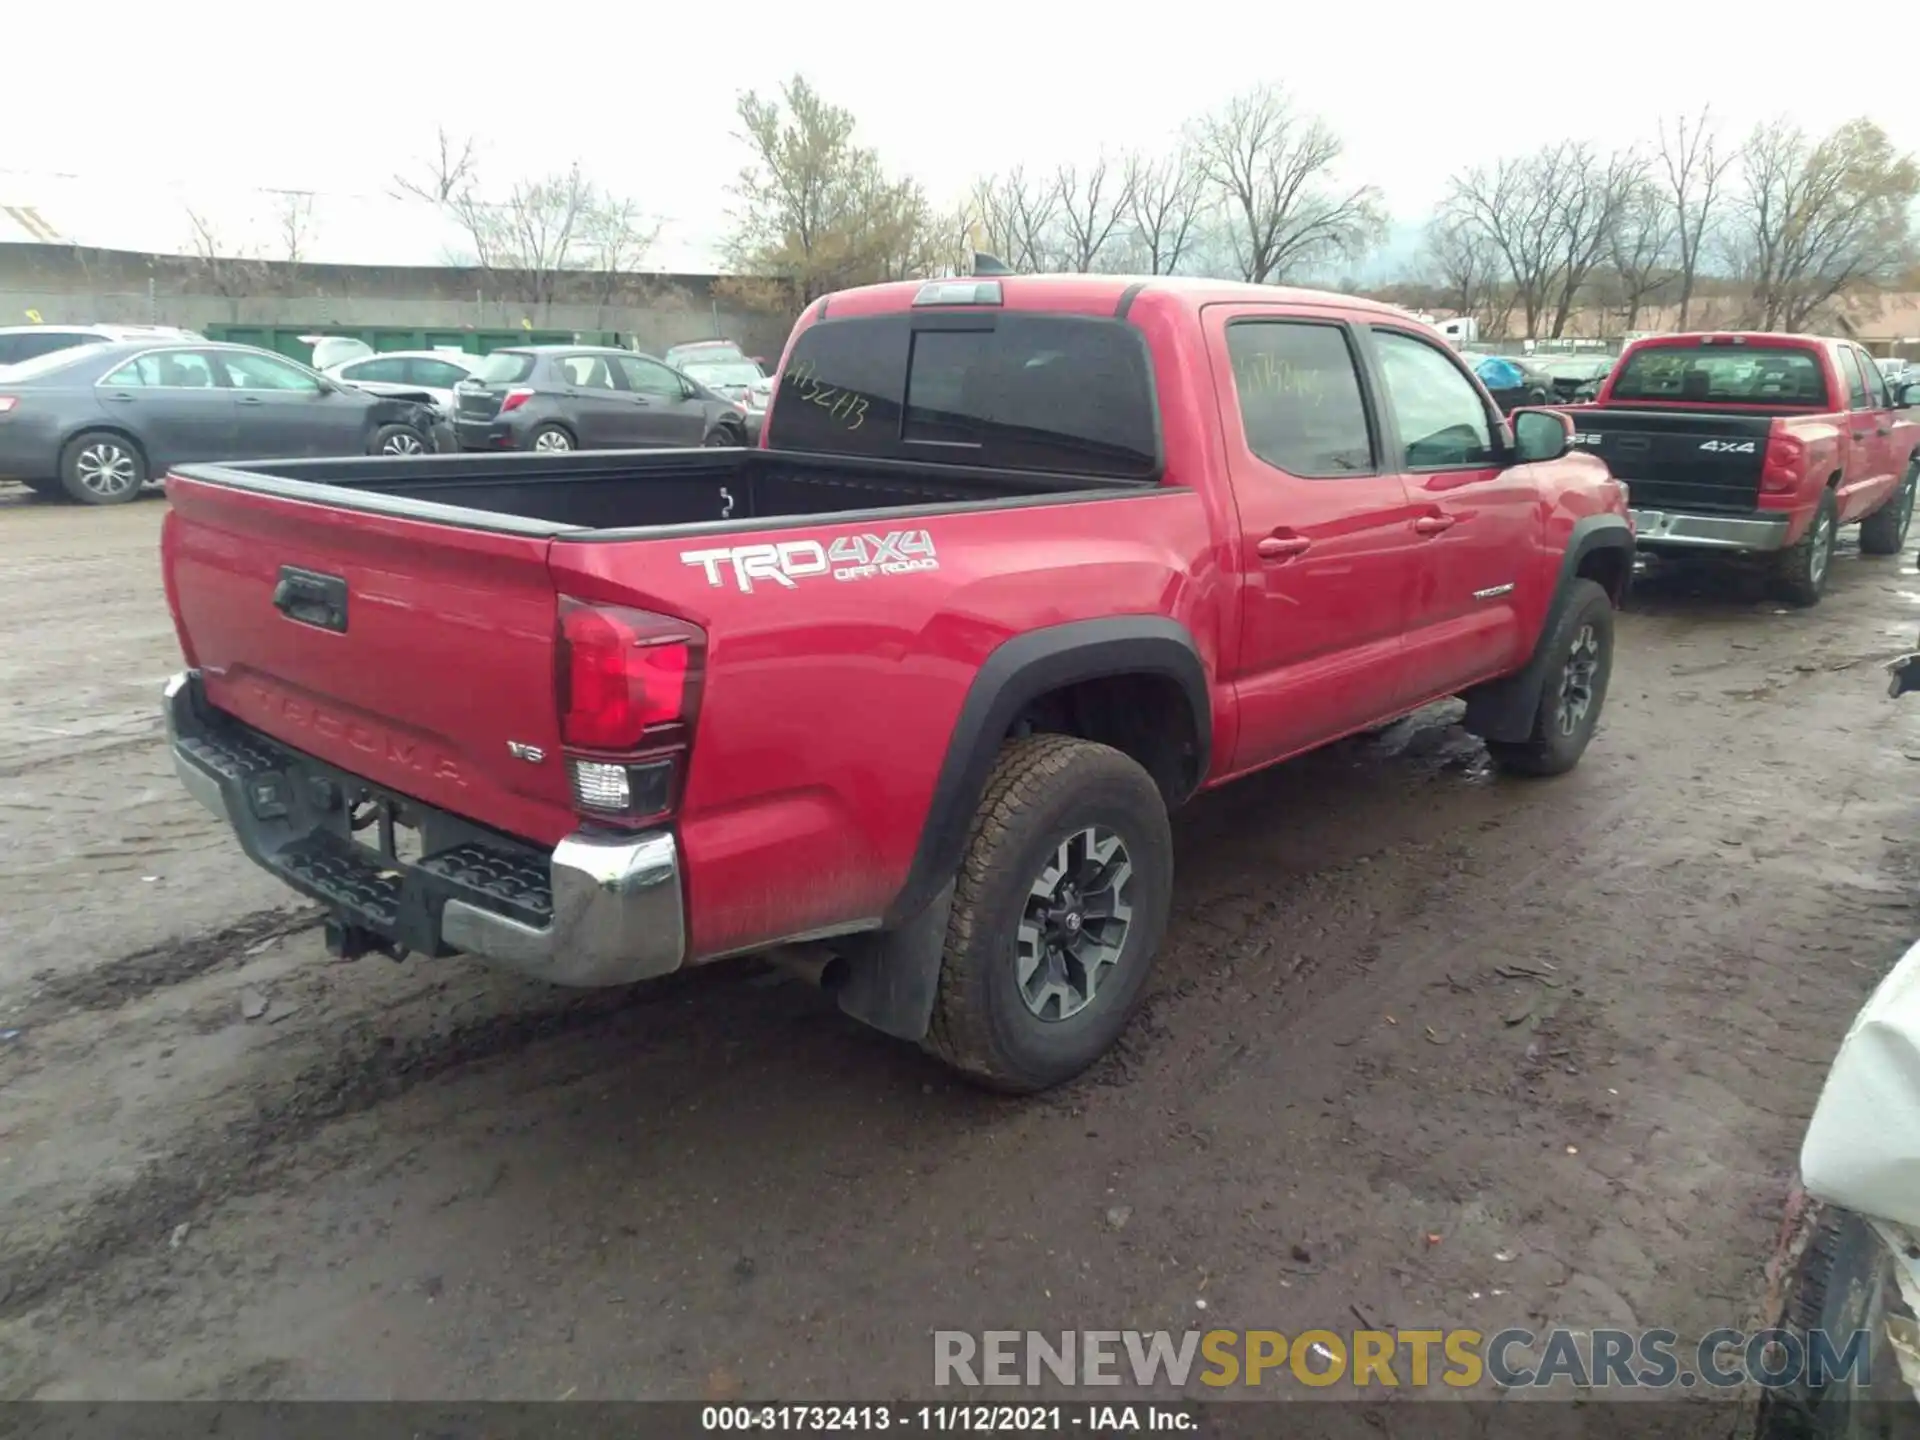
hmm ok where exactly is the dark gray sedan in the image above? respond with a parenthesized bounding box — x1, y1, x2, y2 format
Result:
(0, 340, 442, 504)
(452, 345, 752, 454)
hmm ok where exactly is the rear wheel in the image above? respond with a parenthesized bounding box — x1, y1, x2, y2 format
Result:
(58, 431, 147, 505)
(1773, 491, 1838, 607)
(528, 424, 574, 454)
(370, 423, 428, 457)
(1858, 461, 1916, 555)
(1487, 579, 1614, 778)
(922, 734, 1173, 1094)
(704, 422, 746, 447)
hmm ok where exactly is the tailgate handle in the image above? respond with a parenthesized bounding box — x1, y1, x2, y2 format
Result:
(272, 566, 349, 633)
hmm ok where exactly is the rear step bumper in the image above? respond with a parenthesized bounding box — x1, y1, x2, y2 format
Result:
(1630, 508, 1791, 553)
(162, 671, 685, 987)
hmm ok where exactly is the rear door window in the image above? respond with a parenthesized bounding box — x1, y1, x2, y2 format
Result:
(767, 313, 1159, 478)
(1838, 347, 1871, 410)
(409, 357, 473, 388)
(558, 354, 617, 390)
(342, 357, 409, 384)
(104, 349, 222, 388)
(1223, 320, 1376, 477)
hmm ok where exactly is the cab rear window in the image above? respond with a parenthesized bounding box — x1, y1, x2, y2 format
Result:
(1609, 346, 1830, 405)
(767, 313, 1160, 479)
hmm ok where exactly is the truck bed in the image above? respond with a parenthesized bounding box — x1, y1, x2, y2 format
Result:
(170, 445, 1140, 536)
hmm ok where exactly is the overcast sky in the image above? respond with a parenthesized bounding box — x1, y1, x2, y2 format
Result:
(10, 1, 1915, 269)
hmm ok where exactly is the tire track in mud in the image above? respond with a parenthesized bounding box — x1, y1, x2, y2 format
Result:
(0, 960, 757, 1323)
(13, 907, 326, 1024)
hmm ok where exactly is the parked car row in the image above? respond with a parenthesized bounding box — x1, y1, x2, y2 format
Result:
(0, 327, 769, 505)
(0, 339, 448, 504)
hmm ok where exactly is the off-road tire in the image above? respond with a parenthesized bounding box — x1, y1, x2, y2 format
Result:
(1774, 490, 1839, 607)
(922, 734, 1173, 1094)
(1859, 461, 1916, 556)
(58, 431, 148, 505)
(1487, 579, 1614, 778)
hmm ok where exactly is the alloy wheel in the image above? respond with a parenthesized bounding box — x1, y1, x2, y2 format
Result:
(1015, 827, 1135, 1022)
(74, 442, 138, 498)
(1556, 623, 1602, 738)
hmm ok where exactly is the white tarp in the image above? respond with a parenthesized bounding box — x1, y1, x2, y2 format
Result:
(1802, 935, 1920, 1228)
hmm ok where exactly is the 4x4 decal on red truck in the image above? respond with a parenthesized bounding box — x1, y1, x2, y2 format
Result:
(680, 530, 940, 593)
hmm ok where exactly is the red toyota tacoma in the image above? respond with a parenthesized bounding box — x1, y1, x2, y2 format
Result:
(1560, 332, 1920, 606)
(159, 275, 1632, 1093)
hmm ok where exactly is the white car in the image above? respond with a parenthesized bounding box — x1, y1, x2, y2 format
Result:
(0, 323, 202, 370)
(321, 349, 485, 419)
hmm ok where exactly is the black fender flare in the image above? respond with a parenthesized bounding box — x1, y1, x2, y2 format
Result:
(834, 615, 1211, 1042)
(1461, 514, 1634, 744)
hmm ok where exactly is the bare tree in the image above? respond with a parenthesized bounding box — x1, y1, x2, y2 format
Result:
(1545, 144, 1642, 337)
(1444, 155, 1561, 337)
(968, 168, 1061, 273)
(447, 165, 598, 306)
(1190, 84, 1384, 284)
(1052, 157, 1133, 273)
(1124, 149, 1208, 275)
(1656, 108, 1734, 329)
(271, 191, 316, 266)
(576, 193, 661, 306)
(1729, 117, 1920, 331)
(183, 208, 263, 299)
(1420, 211, 1505, 334)
(391, 127, 480, 204)
(1607, 178, 1676, 333)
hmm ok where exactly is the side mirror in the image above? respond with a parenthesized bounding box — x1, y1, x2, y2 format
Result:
(1510, 407, 1574, 463)
(1900, 382, 1920, 408)
(314, 377, 337, 396)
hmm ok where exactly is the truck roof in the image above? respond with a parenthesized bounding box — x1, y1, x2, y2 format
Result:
(818, 273, 1415, 320)
(1623, 331, 1835, 349)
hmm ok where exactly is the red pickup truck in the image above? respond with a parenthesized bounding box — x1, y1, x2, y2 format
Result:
(159, 275, 1632, 1093)
(1561, 332, 1920, 606)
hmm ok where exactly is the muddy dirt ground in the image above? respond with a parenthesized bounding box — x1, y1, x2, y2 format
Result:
(3, 483, 1919, 1413)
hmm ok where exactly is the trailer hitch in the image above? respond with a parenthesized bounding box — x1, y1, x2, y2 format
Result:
(323, 916, 410, 964)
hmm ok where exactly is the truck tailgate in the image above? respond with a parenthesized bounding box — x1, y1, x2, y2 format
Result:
(163, 475, 575, 846)
(1571, 408, 1775, 513)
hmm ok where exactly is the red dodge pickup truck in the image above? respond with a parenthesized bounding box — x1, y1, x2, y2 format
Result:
(1561, 332, 1920, 606)
(160, 275, 1632, 1092)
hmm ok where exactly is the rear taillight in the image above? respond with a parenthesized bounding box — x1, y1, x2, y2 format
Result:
(555, 599, 705, 824)
(499, 386, 535, 414)
(1761, 430, 1805, 494)
(0, 396, 18, 415)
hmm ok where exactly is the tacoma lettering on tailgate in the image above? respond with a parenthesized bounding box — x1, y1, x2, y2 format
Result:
(246, 683, 467, 785)
(681, 531, 939, 594)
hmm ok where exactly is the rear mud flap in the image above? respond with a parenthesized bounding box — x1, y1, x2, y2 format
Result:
(834, 880, 956, 1042)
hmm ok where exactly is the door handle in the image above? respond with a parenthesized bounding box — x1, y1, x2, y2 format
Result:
(1413, 513, 1458, 536)
(1256, 534, 1312, 561)
(238, 395, 265, 406)
(1879, 426, 1893, 436)
(1852, 428, 1871, 440)
(104, 391, 136, 403)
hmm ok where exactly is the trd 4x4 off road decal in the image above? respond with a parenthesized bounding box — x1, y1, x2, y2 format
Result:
(681, 530, 939, 594)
